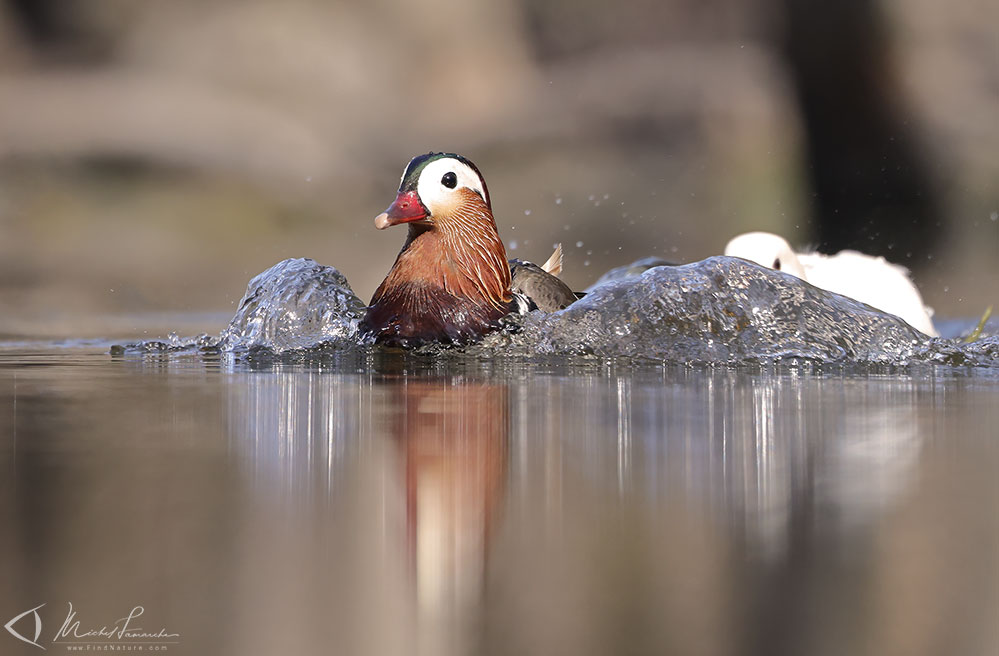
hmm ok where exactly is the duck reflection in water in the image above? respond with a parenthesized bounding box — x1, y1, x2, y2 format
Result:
(228, 368, 508, 615)
(386, 380, 509, 615)
(223, 369, 509, 653)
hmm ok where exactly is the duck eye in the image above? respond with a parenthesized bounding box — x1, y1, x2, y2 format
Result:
(772, 258, 782, 270)
(441, 172, 457, 189)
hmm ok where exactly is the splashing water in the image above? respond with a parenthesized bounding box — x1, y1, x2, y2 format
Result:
(217, 258, 365, 352)
(113, 257, 999, 367)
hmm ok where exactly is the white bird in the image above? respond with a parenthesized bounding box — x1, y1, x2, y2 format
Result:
(724, 231, 938, 336)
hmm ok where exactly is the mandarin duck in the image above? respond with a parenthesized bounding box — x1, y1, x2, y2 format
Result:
(509, 243, 578, 313)
(724, 231, 938, 336)
(361, 152, 577, 347)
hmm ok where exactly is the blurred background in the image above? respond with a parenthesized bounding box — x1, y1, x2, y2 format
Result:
(0, 0, 995, 338)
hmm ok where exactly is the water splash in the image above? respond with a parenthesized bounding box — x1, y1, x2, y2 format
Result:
(113, 256, 999, 367)
(480, 257, 930, 363)
(216, 258, 365, 352)
(584, 257, 676, 292)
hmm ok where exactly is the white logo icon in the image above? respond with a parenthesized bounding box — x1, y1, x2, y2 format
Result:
(5, 603, 46, 649)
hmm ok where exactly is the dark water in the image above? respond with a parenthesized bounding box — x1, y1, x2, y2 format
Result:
(1, 345, 996, 655)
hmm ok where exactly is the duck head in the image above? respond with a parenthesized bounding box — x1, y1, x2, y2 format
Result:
(361, 153, 514, 347)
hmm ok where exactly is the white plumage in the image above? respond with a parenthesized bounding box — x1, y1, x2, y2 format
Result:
(724, 231, 938, 336)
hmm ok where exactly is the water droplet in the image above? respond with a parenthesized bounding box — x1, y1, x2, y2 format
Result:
(588, 194, 595, 201)
(586, 250, 593, 255)
(508, 240, 518, 250)
(991, 211, 998, 222)
(584, 260, 591, 266)
(602, 193, 609, 200)
(555, 197, 563, 205)
(305, 176, 313, 182)
(524, 209, 532, 216)
(576, 241, 584, 248)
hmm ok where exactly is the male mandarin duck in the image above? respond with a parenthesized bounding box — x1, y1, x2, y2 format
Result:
(361, 152, 576, 347)
(724, 231, 938, 336)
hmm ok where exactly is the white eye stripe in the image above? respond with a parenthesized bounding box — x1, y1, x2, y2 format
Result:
(416, 158, 488, 212)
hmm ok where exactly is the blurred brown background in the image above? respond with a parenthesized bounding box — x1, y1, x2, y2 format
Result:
(0, 0, 995, 338)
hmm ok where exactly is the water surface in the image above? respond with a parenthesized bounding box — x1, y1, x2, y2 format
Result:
(1, 346, 996, 655)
